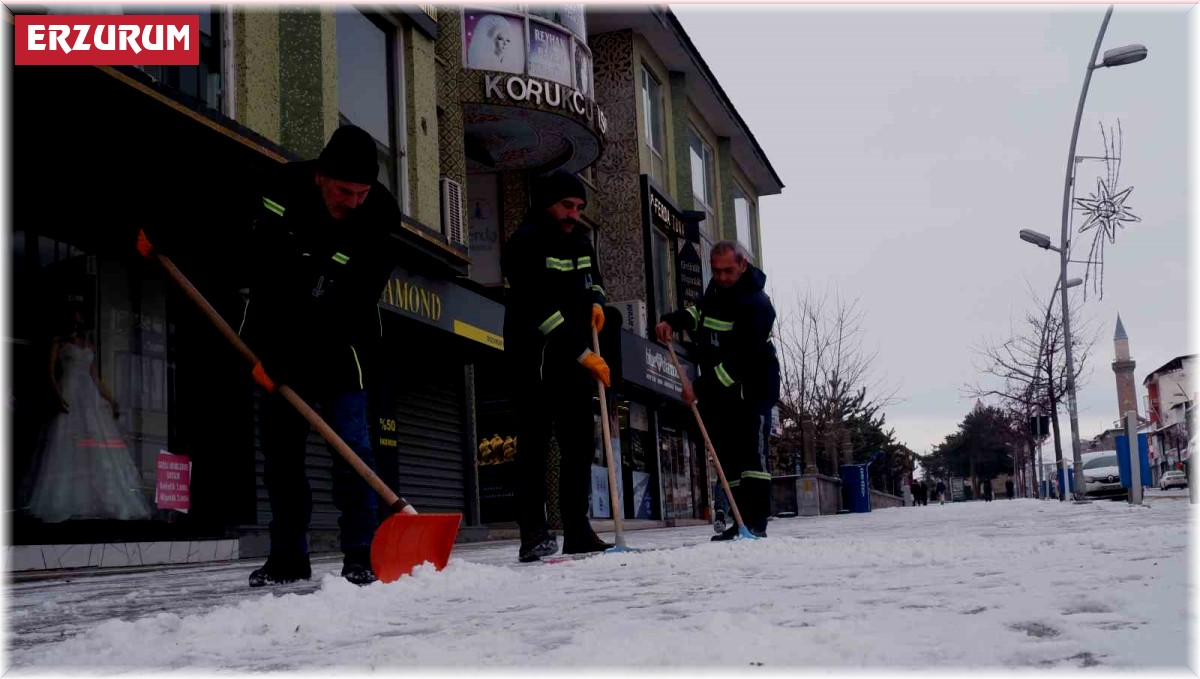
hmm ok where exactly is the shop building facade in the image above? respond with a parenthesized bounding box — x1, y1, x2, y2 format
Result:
(7, 4, 782, 570)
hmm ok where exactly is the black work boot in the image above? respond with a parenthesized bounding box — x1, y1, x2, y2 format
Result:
(562, 526, 613, 555)
(518, 529, 559, 563)
(713, 508, 728, 534)
(341, 547, 377, 586)
(249, 553, 312, 587)
(711, 523, 740, 541)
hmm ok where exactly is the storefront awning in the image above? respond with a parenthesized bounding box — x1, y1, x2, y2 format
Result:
(380, 266, 504, 352)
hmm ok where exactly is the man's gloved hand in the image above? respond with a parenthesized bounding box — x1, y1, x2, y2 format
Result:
(591, 304, 605, 332)
(655, 321, 674, 344)
(579, 350, 611, 387)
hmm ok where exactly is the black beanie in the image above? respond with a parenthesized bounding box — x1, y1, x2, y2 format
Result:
(317, 125, 379, 185)
(534, 171, 587, 209)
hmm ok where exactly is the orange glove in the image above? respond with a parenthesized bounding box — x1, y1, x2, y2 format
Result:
(579, 350, 611, 387)
(591, 304, 605, 332)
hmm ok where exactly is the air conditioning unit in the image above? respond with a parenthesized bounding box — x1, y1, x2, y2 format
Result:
(611, 299, 648, 339)
(440, 178, 466, 247)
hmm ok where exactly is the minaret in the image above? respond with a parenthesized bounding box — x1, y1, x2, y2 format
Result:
(1112, 315, 1139, 420)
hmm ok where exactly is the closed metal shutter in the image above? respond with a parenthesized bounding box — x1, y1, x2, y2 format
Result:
(391, 370, 468, 513)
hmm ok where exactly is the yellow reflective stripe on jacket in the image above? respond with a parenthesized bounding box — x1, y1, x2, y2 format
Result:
(742, 471, 772, 481)
(504, 278, 511, 289)
(332, 252, 350, 265)
(714, 363, 735, 387)
(545, 257, 575, 272)
(685, 305, 701, 330)
(727, 479, 741, 488)
(539, 310, 565, 335)
(576, 256, 592, 269)
(703, 317, 734, 332)
(590, 284, 606, 298)
(263, 197, 285, 216)
(350, 345, 363, 390)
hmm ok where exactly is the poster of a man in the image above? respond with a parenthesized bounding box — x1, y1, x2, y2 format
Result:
(464, 13, 525, 74)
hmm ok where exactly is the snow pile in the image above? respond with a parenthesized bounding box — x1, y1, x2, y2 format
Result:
(6, 497, 1191, 671)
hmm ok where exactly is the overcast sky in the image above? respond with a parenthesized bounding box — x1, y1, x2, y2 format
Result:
(673, 4, 1192, 455)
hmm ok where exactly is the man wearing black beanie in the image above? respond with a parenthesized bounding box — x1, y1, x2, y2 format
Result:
(239, 124, 414, 587)
(502, 171, 616, 562)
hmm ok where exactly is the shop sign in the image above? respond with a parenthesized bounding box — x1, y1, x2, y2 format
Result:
(619, 330, 695, 401)
(155, 450, 190, 513)
(483, 74, 608, 136)
(676, 241, 703, 311)
(380, 267, 505, 351)
(648, 184, 685, 238)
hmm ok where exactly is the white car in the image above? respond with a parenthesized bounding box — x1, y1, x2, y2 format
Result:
(1082, 451, 1126, 499)
(1159, 470, 1188, 490)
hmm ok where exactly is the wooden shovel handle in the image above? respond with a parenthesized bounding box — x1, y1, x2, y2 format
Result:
(592, 326, 626, 546)
(666, 343, 747, 532)
(138, 230, 407, 512)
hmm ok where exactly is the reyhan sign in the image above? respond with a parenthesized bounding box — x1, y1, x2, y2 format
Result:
(484, 74, 608, 137)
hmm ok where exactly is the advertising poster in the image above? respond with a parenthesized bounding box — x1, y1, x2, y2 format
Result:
(466, 174, 502, 286)
(591, 465, 610, 517)
(574, 43, 591, 98)
(527, 23, 571, 86)
(530, 5, 585, 37)
(463, 12, 525, 74)
(633, 470, 654, 519)
(155, 450, 190, 512)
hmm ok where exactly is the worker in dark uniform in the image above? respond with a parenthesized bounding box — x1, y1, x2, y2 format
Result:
(656, 241, 780, 539)
(502, 172, 614, 562)
(239, 125, 415, 587)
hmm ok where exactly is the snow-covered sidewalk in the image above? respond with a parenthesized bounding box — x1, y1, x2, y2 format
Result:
(5, 495, 1192, 671)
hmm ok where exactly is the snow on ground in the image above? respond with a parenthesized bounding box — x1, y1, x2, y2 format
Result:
(4, 493, 1193, 672)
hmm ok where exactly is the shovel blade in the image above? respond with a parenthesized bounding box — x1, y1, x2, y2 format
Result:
(370, 513, 462, 583)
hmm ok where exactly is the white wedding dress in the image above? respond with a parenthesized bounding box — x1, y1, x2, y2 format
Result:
(23, 342, 153, 522)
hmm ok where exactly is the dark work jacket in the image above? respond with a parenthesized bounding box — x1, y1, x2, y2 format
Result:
(501, 210, 606, 379)
(239, 160, 401, 395)
(661, 265, 781, 413)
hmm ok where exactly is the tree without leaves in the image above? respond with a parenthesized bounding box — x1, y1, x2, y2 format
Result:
(965, 283, 1099, 498)
(771, 284, 905, 489)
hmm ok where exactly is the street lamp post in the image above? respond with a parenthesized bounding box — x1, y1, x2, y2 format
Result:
(1042, 5, 1146, 500)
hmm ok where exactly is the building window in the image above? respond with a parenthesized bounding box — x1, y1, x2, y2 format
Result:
(642, 67, 667, 188)
(337, 10, 407, 199)
(650, 227, 678, 319)
(123, 5, 225, 113)
(689, 128, 718, 283)
(733, 182, 759, 264)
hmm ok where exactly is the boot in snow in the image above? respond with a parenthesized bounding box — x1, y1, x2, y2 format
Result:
(519, 529, 559, 562)
(249, 554, 312, 587)
(341, 547, 377, 586)
(562, 527, 613, 555)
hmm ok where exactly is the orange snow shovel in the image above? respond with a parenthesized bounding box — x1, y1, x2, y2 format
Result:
(136, 230, 461, 583)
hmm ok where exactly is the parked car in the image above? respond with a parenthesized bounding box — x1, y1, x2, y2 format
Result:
(1159, 470, 1188, 490)
(1082, 451, 1126, 499)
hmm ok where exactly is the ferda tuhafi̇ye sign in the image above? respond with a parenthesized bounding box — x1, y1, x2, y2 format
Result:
(379, 267, 505, 351)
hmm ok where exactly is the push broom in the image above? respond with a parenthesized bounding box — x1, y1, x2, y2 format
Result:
(666, 343, 757, 541)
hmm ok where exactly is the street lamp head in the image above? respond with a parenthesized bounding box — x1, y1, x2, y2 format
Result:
(1101, 44, 1148, 68)
(1020, 229, 1054, 250)
(1065, 278, 1084, 289)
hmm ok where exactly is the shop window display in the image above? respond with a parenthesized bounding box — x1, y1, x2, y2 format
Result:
(11, 238, 168, 526)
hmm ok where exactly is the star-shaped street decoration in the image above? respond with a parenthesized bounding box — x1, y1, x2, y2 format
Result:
(1070, 121, 1142, 300)
(1074, 177, 1140, 243)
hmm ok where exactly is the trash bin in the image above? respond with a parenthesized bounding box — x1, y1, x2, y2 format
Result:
(839, 464, 872, 513)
